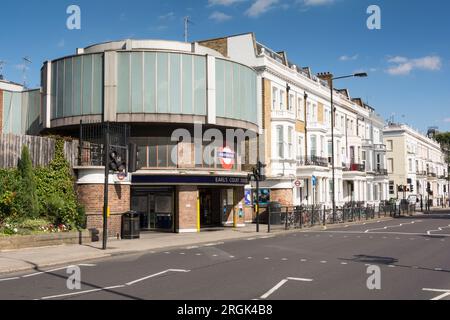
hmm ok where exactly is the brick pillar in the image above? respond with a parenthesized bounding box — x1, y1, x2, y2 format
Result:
(0, 89, 3, 133)
(177, 185, 198, 233)
(77, 183, 130, 238)
(270, 189, 293, 206)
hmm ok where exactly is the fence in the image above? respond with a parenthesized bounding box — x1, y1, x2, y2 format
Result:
(0, 133, 79, 169)
(264, 202, 417, 232)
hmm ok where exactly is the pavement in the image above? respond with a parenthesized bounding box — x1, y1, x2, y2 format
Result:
(1, 210, 450, 300)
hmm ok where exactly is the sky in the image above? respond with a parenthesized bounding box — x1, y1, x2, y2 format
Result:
(1, 0, 449, 133)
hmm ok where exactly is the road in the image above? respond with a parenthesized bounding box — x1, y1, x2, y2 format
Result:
(1, 212, 450, 300)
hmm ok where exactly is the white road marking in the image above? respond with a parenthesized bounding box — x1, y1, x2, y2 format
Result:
(247, 238, 256, 241)
(364, 220, 421, 233)
(40, 269, 192, 300)
(427, 224, 450, 236)
(126, 269, 190, 286)
(229, 256, 235, 259)
(341, 262, 348, 265)
(320, 261, 327, 264)
(41, 285, 126, 300)
(187, 246, 199, 249)
(195, 253, 202, 256)
(388, 265, 396, 268)
(282, 258, 288, 261)
(260, 277, 313, 299)
(248, 257, 253, 259)
(0, 277, 20, 282)
(316, 230, 450, 237)
(22, 264, 96, 278)
(435, 268, 443, 271)
(423, 288, 450, 301)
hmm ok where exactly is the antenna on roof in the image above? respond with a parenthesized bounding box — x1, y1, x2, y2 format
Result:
(183, 16, 194, 43)
(21, 56, 32, 88)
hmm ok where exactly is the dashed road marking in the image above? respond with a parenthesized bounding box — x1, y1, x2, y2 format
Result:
(260, 277, 313, 300)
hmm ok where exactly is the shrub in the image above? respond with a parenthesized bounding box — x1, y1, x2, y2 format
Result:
(17, 146, 39, 218)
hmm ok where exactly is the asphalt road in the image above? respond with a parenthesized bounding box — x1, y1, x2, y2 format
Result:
(1, 212, 450, 300)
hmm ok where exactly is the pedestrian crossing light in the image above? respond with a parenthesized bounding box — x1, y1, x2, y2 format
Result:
(109, 150, 126, 173)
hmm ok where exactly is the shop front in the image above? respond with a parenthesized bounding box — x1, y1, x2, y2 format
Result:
(131, 174, 251, 233)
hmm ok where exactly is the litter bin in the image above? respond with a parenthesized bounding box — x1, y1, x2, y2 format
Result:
(122, 211, 141, 239)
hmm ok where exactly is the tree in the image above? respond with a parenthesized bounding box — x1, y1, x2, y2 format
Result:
(17, 145, 39, 218)
(436, 132, 450, 163)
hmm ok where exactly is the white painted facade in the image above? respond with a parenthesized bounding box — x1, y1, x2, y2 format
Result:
(384, 124, 448, 207)
(200, 33, 390, 208)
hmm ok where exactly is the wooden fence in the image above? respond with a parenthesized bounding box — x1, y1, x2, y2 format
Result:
(0, 133, 79, 169)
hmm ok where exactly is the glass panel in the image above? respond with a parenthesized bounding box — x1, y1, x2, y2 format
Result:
(169, 53, 181, 114)
(144, 52, 156, 113)
(148, 144, 157, 167)
(157, 143, 168, 168)
(169, 143, 177, 167)
(92, 54, 103, 114)
(51, 63, 58, 119)
(182, 55, 193, 114)
(194, 56, 206, 115)
(72, 56, 82, 116)
(117, 52, 130, 113)
(82, 55, 93, 115)
(63, 58, 73, 117)
(2, 92, 11, 132)
(137, 146, 147, 169)
(57, 60, 64, 118)
(157, 53, 169, 113)
(224, 61, 233, 118)
(215, 59, 225, 118)
(233, 63, 240, 120)
(131, 52, 143, 113)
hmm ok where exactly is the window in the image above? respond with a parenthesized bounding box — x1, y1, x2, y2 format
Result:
(389, 181, 395, 195)
(312, 104, 317, 122)
(408, 159, 413, 172)
(328, 141, 333, 164)
(377, 154, 381, 171)
(287, 127, 293, 158)
(388, 158, 394, 174)
(276, 125, 284, 158)
(280, 90, 285, 109)
(298, 136, 303, 159)
(387, 140, 393, 151)
(307, 102, 312, 121)
(289, 94, 294, 111)
(297, 97, 304, 121)
(310, 135, 317, 157)
(362, 151, 367, 168)
(272, 87, 278, 110)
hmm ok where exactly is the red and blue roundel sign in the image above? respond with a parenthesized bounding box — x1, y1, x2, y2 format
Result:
(217, 147, 235, 170)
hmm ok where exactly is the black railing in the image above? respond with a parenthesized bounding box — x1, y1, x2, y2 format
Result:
(297, 156, 329, 167)
(265, 202, 416, 232)
(374, 169, 388, 176)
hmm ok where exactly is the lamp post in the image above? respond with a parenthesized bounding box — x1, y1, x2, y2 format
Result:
(317, 72, 368, 223)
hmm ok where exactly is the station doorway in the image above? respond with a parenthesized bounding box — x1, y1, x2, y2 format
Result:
(199, 187, 235, 228)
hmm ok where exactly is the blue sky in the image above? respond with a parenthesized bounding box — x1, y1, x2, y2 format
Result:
(1, 0, 449, 132)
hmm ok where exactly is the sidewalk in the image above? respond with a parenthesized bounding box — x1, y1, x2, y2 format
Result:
(0, 216, 397, 275)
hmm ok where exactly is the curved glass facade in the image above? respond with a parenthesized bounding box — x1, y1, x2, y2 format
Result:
(117, 52, 207, 115)
(216, 58, 257, 124)
(51, 54, 103, 119)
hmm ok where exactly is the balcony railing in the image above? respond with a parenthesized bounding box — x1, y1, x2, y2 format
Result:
(427, 172, 437, 178)
(297, 156, 329, 168)
(416, 170, 427, 176)
(439, 175, 448, 180)
(271, 109, 296, 120)
(343, 163, 366, 172)
(373, 168, 388, 176)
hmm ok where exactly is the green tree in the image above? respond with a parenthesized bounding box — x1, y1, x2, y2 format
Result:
(436, 132, 450, 163)
(17, 145, 39, 218)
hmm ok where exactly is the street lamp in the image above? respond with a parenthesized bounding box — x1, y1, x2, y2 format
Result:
(317, 72, 368, 223)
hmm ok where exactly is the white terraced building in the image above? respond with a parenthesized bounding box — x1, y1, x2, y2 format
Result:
(199, 33, 390, 208)
(384, 123, 448, 207)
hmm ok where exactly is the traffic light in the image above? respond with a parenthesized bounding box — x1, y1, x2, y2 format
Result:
(410, 184, 414, 193)
(109, 150, 126, 173)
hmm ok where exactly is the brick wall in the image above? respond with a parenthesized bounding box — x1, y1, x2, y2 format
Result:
(77, 183, 131, 237)
(177, 185, 198, 231)
(198, 38, 228, 57)
(270, 189, 293, 206)
(263, 78, 272, 176)
(0, 89, 3, 133)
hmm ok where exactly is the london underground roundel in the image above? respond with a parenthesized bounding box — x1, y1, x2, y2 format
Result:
(218, 147, 235, 170)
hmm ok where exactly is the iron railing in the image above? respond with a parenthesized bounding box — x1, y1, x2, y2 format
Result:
(297, 156, 329, 167)
(264, 202, 416, 232)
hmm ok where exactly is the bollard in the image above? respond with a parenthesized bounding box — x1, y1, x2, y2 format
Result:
(268, 206, 271, 233)
(285, 207, 289, 231)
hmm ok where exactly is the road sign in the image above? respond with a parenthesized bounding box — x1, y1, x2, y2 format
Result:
(294, 180, 304, 188)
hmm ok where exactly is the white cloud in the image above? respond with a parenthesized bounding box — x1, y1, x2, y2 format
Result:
(245, 0, 279, 18)
(302, 0, 335, 6)
(386, 55, 442, 76)
(339, 54, 359, 61)
(208, 0, 247, 6)
(209, 11, 233, 22)
(158, 12, 175, 20)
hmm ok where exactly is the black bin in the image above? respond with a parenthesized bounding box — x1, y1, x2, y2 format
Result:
(122, 211, 141, 239)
